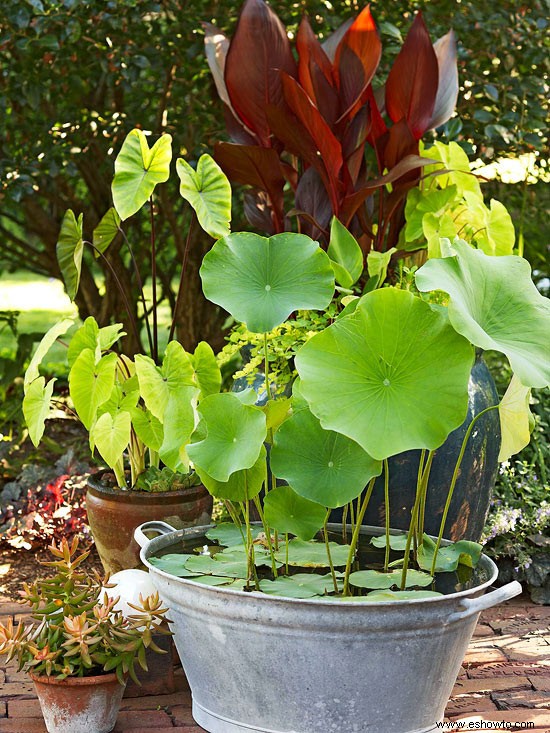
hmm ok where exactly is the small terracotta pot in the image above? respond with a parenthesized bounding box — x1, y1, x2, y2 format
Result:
(30, 671, 125, 733)
(86, 475, 213, 574)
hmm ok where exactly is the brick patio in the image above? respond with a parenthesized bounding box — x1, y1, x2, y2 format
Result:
(1, 593, 548, 732)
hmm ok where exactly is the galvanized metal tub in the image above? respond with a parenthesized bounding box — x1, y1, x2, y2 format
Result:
(135, 522, 521, 733)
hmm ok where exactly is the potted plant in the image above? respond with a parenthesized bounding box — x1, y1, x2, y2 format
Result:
(132, 214, 548, 732)
(0, 536, 169, 733)
(22, 129, 231, 573)
(204, 0, 518, 540)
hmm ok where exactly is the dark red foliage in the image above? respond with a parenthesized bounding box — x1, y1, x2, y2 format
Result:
(204, 1, 457, 256)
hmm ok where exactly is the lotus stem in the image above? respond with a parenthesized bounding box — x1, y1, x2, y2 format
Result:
(323, 510, 339, 593)
(430, 406, 498, 576)
(383, 459, 390, 573)
(253, 495, 278, 578)
(343, 477, 377, 596)
(400, 451, 434, 590)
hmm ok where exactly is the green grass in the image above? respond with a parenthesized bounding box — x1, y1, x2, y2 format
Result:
(0, 272, 79, 367)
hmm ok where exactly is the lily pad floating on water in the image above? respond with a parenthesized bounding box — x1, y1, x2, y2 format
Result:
(259, 573, 342, 599)
(274, 538, 351, 568)
(148, 554, 200, 578)
(348, 569, 433, 590)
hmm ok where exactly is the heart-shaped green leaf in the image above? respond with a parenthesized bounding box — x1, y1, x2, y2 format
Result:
(274, 538, 350, 568)
(91, 410, 131, 469)
(366, 247, 397, 289)
(23, 376, 56, 446)
(327, 217, 363, 288)
(25, 319, 74, 388)
(264, 485, 326, 541)
(415, 241, 550, 388)
(296, 288, 474, 460)
(188, 393, 266, 482)
(93, 207, 121, 255)
(206, 523, 263, 548)
(112, 129, 172, 220)
(191, 341, 222, 398)
(130, 407, 164, 452)
(56, 210, 84, 301)
(271, 403, 382, 508)
(69, 350, 118, 429)
(176, 154, 231, 239)
(348, 569, 433, 590)
(370, 534, 410, 552)
(184, 554, 247, 579)
(200, 232, 335, 333)
(498, 375, 532, 462)
(135, 342, 196, 421)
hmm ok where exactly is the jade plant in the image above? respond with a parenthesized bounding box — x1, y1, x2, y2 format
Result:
(22, 129, 229, 489)
(150, 230, 550, 600)
(0, 537, 170, 682)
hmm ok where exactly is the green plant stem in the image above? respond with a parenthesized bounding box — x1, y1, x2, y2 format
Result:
(383, 459, 390, 573)
(118, 226, 154, 358)
(113, 457, 126, 489)
(224, 501, 246, 545)
(243, 497, 259, 591)
(417, 449, 427, 542)
(343, 478, 377, 596)
(169, 213, 195, 343)
(430, 406, 498, 576)
(84, 241, 142, 350)
(400, 451, 435, 590)
(253, 495, 278, 578)
(323, 510, 339, 593)
(149, 197, 158, 363)
(263, 332, 270, 402)
(341, 504, 348, 543)
(285, 533, 289, 575)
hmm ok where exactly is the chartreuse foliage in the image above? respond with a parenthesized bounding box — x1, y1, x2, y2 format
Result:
(148, 213, 550, 601)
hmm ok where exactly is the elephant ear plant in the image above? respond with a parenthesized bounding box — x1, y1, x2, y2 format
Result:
(22, 129, 230, 489)
(150, 234, 550, 599)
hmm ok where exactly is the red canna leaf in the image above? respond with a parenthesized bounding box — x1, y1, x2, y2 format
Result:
(342, 106, 370, 186)
(203, 23, 231, 113)
(427, 29, 459, 131)
(339, 154, 437, 226)
(385, 12, 438, 139)
(334, 6, 382, 123)
(244, 190, 277, 235)
(294, 167, 333, 243)
(322, 18, 354, 62)
(224, 0, 297, 146)
(296, 16, 339, 126)
(214, 142, 286, 231)
(281, 73, 343, 211)
(383, 118, 418, 172)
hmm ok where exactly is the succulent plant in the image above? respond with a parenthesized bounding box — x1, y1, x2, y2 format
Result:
(0, 537, 170, 683)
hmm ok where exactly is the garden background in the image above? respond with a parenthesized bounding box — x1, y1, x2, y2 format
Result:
(0, 0, 548, 600)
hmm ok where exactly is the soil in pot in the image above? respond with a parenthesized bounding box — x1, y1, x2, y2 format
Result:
(30, 671, 126, 733)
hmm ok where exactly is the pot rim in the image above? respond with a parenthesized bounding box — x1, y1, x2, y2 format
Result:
(87, 471, 206, 501)
(139, 522, 504, 609)
(29, 670, 124, 687)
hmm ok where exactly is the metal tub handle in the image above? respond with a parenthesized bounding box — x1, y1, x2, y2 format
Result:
(448, 580, 522, 623)
(134, 521, 177, 549)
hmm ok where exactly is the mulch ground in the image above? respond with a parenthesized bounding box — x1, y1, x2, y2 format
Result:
(0, 567, 548, 732)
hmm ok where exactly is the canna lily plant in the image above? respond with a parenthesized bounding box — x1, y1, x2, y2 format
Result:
(204, 0, 461, 253)
(22, 129, 230, 489)
(150, 226, 550, 599)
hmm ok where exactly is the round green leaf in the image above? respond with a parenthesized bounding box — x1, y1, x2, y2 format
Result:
(56, 209, 83, 301)
(205, 523, 263, 548)
(176, 154, 231, 239)
(274, 539, 350, 568)
(364, 589, 442, 602)
(348, 569, 433, 590)
(417, 536, 482, 573)
(200, 232, 335, 333)
(148, 554, 199, 577)
(416, 241, 550, 388)
(271, 403, 382, 508)
(188, 393, 266, 482)
(264, 485, 326, 541)
(296, 288, 474, 460)
(498, 375, 532, 462)
(195, 445, 267, 502)
(259, 573, 340, 599)
(184, 553, 247, 579)
(370, 534, 410, 552)
(91, 410, 131, 469)
(112, 129, 172, 220)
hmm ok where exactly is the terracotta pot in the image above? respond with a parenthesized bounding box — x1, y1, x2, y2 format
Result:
(30, 671, 125, 733)
(86, 475, 213, 574)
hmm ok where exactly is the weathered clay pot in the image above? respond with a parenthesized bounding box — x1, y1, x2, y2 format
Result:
(30, 671, 125, 733)
(86, 476, 213, 574)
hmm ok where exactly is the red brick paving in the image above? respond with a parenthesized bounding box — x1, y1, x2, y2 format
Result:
(0, 594, 548, 731)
